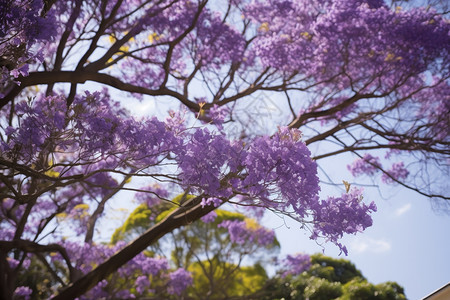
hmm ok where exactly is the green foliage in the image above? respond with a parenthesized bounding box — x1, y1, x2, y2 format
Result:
(340, 279, 407, 300)
(111, 193, 197, 244)
(111, 204, 152, 243)
(309, 254, 363, 284)
(261, 255, 406, 300)
(214, 209, 246, 223)
(187, 260, 268, 299)
(167, 208, 279, 269)
(304, 277, 343, 300)
(374, 282, 406, 300)
(340, 278, 376, 300)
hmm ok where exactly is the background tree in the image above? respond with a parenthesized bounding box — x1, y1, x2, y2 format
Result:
(0, 0, 448, 298)
(262, 254, 407, 300)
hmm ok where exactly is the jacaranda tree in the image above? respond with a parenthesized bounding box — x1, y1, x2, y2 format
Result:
(0, 0, 448, 299)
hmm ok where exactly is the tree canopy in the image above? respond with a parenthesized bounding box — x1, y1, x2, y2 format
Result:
(0, 0, 448, 298)
(262, 254, 406, 300)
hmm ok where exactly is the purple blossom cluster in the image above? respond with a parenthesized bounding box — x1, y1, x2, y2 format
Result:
(218, 219, 275, 247)
(1, 99, 378, 257)
(0, 92, 182, 244)
(135, 275, 150, 294)
(0, 93, 378, 269)
(245, 0, 449, 94)
(2, 94, 68, 162)
(281, 253, 311, 277)
(102, 1, 245, 89)
(148, 1, 199, 41)
(167, 268, 193, 296)
(0, 0, 55, 43)
(348, 154, 410, 185)
(175, 128, 241, 197)
(1, 90, 180, 168)
(347, 154, 382, 177)
(13, 286, 32, 300)
(312, 188, 377, 255)
(194, 10, 246, 68)
(411, 77, 450, 141)
(381, 162, 409, 184)
(0, 0, 56, 96)
(237, 127, 320, 219)
(200, 210, 218, 223)
(208, 104, 229, 130)
(200, 197, 223, 208)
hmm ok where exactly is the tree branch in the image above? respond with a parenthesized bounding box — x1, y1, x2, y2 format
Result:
(0, 71, 199, 111)
(0, 239, 78, 282)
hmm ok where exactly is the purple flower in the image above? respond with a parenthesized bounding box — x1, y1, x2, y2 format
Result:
(133, 255, 169, 276)
(14, 286, 32, 300)
(245, 0, 449, 94)
(381, 162, 409, 184)
(167, 268, 192, 296)
(218, 219, 275, 246)
(7, 257, 20, 269)
(200, 197, 222, 208)
(281, 253, 311, 277)
(89, 280, 109, 299)
(239, 127, 320, 218)
(347, 154, 382, 177)
(0, 0, 56, 93)
(312, 188, 377, 254)
(209, 104, 229, 129)
(194, 10, 246, 67)
(201, 210, 217, 223)
(135, 276, 150, 294)
(176, 128, 241, 197)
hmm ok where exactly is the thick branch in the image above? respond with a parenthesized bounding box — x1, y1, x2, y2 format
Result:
(0, 71, 198, 111)
(0, 239, 78, 282)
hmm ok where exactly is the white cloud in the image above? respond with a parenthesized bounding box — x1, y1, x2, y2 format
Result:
(349, 237, 391, 254)
(395, 203, 412, 216)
